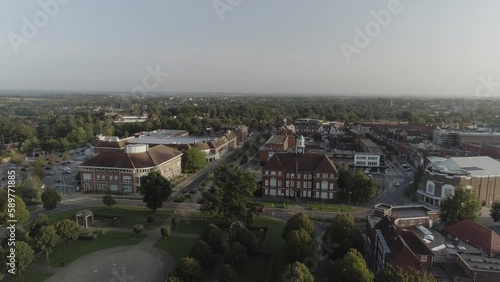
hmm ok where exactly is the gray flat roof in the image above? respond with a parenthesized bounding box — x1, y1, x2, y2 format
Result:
(429, 156, 500, 176)
(128, 136, 216, 145)
(460, 254, 500, 272)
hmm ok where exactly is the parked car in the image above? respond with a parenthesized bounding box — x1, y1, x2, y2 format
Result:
(45, 171, 55, 175)
(62, 170, 71, 174)
(45, 167, 51, 170)
(394, 181, 400, 187)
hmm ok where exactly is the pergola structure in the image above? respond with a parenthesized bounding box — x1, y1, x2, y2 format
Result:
(76, 210, 94, 230)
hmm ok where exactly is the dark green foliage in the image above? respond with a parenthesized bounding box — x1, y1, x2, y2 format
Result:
(182, 148, 207, 173)
(29, 214, 49, 237)
(439, 186, 482, 225)
(173, 257, 202, 282)
(41, 187, 61, 214)
(322, 213, 364, 260)
(231, 228, 258, 254)
(102, 194, 116, 207)
(221, 264, 239, 282)
(490, 202, 500, 222)
(199, 224, 223, 251)
(189, 240, 213, 269)
(375, 265, 435, 282)
(283, 228, 315, 264)
(281, 261, 314, 282)
(328, 249, 373, 282)
(139, 171, 172, 212)
(282, 213, 314, 239)
(225, 242, 248, 272)
(201, 164, 259, 225)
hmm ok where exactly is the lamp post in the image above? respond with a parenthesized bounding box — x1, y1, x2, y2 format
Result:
(348, 191, 352, 207)
(161, 258, 166, 281)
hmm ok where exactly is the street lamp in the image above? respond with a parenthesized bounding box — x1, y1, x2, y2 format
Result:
(348, 191, 352, 207)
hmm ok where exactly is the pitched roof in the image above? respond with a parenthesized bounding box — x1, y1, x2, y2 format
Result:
(263, 153, 337, 174)
(80, 145, 182, 169)
(375, 216, 424, 270)
(442, 220, 500, 257)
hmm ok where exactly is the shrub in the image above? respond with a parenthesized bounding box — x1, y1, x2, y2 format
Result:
(133, 224, 143, 235)
(161, 226, 171, 237)
(172, 217, 180, 227)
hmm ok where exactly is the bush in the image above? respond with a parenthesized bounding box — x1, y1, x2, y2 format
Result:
(172, 217, 180, 228)
(231, 228, 258, 254)
(147, 215, 155, 223)
(200, 224, 223, 252)
(225, 242, 248, 272)
(78, 234, 96, 241)
(221, 264, 239, 282)
(161, 226, 171, 237)
(189, 240, 214, 270)
(133, 224, 143, 235)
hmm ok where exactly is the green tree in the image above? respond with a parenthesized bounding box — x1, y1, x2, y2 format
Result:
(221, 264, 239, 282)
(350, 170, 379, 203)
(102, 194, 116, 207)
(439, 186, 482, 225)
(19, 176, 43, 203)
(34, 225, 60, 274)
(375, 265, 435, 282)
(139, 171, 172, 212)
(312, 131, 323, 143)
(199, 224, 223, 251)
(490, 202, 500, 222)
(188, 240, 213, 269)
(181, 148, 207, 173)
(29, 214, 49, 238)
(231, 228, 258, 254)
(16, 241, 35, 276)
(284, 228, 315, 264)
(225, 242, 248, 272)
(61, 152, 71, 161)
(281, 261, 314, 282)
(322, 213, 364, 260)
(328, 249, 373, 282)
(282, 213, 314, 239)
(41, 188, 61, 216)
(0, 190, 30, 224)
(337, 163, 352, 201)
(173, 257, 202, 282)
(55, 219, 80, 245)
(201, 164, 259, 224)
(167, 276, 182, 282)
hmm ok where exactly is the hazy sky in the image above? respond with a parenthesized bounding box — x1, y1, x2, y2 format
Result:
(1, 0, 500, 96)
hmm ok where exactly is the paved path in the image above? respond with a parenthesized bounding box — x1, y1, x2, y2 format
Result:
(44, 220, 176, 282)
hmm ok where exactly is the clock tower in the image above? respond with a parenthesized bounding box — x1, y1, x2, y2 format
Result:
(295, 135, 305, 154)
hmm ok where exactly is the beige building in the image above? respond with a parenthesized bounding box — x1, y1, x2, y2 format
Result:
(78, 144, 182, 194)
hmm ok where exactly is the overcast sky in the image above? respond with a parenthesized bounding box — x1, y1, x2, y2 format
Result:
(1, 0, 499, 96)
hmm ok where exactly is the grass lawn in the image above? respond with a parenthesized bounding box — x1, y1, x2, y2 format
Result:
(250, 216, 286, 282)
(154, 235, 196, 263)
(305, 203, 354, 212)
(171, 212, 230, 235)
(42, 205, 173, 230)
(260, 200, 288, 209)
(3, 272, 52, 282)
(41, 231, 146, 267)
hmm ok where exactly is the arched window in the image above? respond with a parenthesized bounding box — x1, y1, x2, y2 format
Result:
(321, 180, 328, 191)
(309, 174, 312, 179)
(286, 173, 290, 178)
(270, 178, 277, 188)
(291, 173, 295, 178)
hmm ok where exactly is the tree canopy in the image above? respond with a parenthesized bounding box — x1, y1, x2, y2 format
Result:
(329, 249, 373, 282)
(41, 187, 61, 214)
(282, 213, 315, 239)
(181, 148, 207, 173)
(201, 164, 259, 224)
(173, 257, 202, 282)
(55, 219, 80, 245)
(439, 186, 482, 225)
(139, 171, 172, 212)
(0, 190, 30, 224)
(322, 213, 364, 260)
(490, 202, 500, 222)
(281, 261, 314, 282)
(375, 265, 435, 282)
(284, 228, 315, 265)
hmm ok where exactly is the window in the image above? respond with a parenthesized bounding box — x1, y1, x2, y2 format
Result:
(316, 173, 320, 177)
(426, 181, 435, 194)
(297, 182, 301, 188)
(286, 173, 290, 178)
(264, 179, 269, 186)
(330, 174, 335, 178)
(421, 255, 427, 262)
(278, 180, 282, 187)
(265, 171, 269, 175)
(270, 178, 276, 188)
(96, 175, 101, 181)
(409, 219, 416, 225)
(330, 183, 334, 189)
(271, 171, 276, 175)
(308, 182, 312, 188)
(322, 173, 328, 178)
(83, 173, 92, 181)
(315, 183, 319, 189)
(308, 174, 312, 179)
(321, 180, 328, 191)
(110, 184, 118, 192)
(291, 181, 294, 188)
(278, 171, 282, 175)
(286, 181, 289, 187)
(123, 176, 132, 183)
(297, 174, 301, 179)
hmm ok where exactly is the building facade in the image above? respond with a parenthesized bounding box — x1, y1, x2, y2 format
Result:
(261, 136, 338, 201)
(78, 144, 182, 194)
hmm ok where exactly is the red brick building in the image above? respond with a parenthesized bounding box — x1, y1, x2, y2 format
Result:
(258, 135, 289, 163)
(78, 144, 182, 194)
(261, 136, 338, 201)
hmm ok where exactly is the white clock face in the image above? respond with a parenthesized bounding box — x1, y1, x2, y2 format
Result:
(298, 148, 303, 153)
